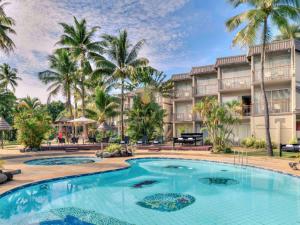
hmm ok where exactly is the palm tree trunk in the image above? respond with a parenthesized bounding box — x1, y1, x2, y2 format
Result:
(121, 79, 125, 140)
(74, 97, 78, 136)
(261, 18, 273, 156)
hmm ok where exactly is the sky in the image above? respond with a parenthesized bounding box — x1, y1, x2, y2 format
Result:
(1, 0, 249, 102)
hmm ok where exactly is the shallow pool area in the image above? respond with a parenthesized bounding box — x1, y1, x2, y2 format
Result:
(1, 158, 300, 225)
(24, 156, 99, 166)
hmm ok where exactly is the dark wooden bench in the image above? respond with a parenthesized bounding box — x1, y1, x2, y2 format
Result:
(173, 133, 203, 147)
(279, 144, 300, 157)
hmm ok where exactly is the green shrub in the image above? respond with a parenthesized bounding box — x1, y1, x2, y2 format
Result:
(254, 139, 266, 149)
(105, 144, 122, 153)
(241, 137, 256, 148)
(14, 108, 52, 149)
(204, 138, 213, 145)
(224, 147, 233, 154)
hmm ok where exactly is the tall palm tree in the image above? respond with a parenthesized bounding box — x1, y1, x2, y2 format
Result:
(91, 30, 149, 139)
(87, 86, 119, 124)
(57, 17, 101, 116)
(0, 0, 15, 53)
(0, 63, 21, 92)
(39, 49, 77, 118)
(226, 0, 300, 156)
(276, 23, 300, 40)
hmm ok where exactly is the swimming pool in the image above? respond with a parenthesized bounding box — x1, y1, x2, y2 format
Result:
(0, 158, 300, 224)
(24, 157, 99, 166)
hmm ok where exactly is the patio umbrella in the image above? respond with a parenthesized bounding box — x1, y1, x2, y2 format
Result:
(69, 116, 96, 143)
(0, 117, 12, 149)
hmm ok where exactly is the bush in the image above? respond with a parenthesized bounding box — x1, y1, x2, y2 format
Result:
(224, 147, 233, 154)
(241, 137, 256, 148)
(204, 138, 213, 145)
(254, 139, 266, 149)
(105, 144, 122, 153)
(14, 109, 51, 149)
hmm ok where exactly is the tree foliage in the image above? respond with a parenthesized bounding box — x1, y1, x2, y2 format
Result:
(46, 101, 65, 122)
(194, 97, 241, 152)
(0, 63, 21, 92)
(14, 105, 51, 149)
(127, 92, 165, 141)
(0, 89, 16, 124)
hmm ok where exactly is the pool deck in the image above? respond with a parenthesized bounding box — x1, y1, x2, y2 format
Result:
(0, 149, 299, 194)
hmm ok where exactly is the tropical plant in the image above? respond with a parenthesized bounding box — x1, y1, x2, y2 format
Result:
(226, 0, 300, 156)
(91, 30, 149, 140)
(0, 89, 16, 124)
(193, 97, 241, 152)
(105, 143, 122, 153)
(39, 49, 77, 117)
(45, 101, 65, 122)
(57, 17, 101, 116)
(86, 86, 119, 123)
(276, 23, 300, 40)
(0, 63, 21, 92)
(0, 0, 15, 53)
(17, 96, 41, 111)
(14, 107, 52, 149)
(127, 92, 165, 141)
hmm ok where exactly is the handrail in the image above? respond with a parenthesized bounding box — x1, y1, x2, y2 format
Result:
(220, 76, 250, 90)
(254, 64, 291, 82)
(173, 113, 193, 121)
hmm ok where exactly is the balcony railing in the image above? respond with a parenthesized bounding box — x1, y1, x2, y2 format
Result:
(254, 99, 290, 115)
(220, 76, 250, 90)
(173, 113, 193, 121)
(174, 90, 193, 99)
(254, 65, 291, 82)
(194, 84, 218, 96)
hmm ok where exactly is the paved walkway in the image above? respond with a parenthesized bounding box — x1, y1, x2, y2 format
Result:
(0, 150, 299, 194)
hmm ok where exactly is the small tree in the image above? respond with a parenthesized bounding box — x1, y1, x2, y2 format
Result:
(127, 91, 165, 141)
(194, 97, 241, 152)
(14, 107, 51, 149)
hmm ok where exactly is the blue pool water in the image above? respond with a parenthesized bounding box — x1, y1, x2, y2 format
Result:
(0, 158, 300, 225)
(24, 157, 98, 166)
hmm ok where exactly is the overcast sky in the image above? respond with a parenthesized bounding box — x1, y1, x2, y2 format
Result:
(1, 0, 248, 102)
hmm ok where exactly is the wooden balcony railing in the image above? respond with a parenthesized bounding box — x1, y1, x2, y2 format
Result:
(220, 76, 250, 90)
(254, 99, 290, 115)
(174, 90, 193, 98)
(194, 84, 218, 96)
(173, 113, 193, 121)
(254, 65, 291, 82)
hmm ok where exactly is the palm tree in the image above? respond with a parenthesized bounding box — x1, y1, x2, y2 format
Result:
(0, 0, 15, 53)
(87, 86, 119, 124)
(91, 30, 149, 139)
(226, 0, 300, 156)
(18, 96, 41, 111)
(39, 49, 77, 118)
(0, 63, 21, 92)
(276, 24, 300, 40)
(57, 17, 101, 116)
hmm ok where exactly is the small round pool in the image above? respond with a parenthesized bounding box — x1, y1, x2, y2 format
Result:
(24, 157, 99, 166)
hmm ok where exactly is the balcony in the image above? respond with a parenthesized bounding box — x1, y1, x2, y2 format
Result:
(254, 99, 290, 115)
(220, 76, 250, 90)
(194, 84, 218, 96)
(242, 105, 251, 117)
(174, 90, 193, 99)
(173, 113, 193, 122)
(254, 65, 291, 82)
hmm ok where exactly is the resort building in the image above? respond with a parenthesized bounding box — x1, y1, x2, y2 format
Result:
(172, 39, 300, 144)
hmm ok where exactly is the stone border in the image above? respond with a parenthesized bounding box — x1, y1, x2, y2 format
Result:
(0, 156, 299, 199)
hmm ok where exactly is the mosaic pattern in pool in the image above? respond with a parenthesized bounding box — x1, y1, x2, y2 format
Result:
(199, 177, 239, 185)
(27, 207, 134, 225)
(25, 157, 97, 166)
(132, 180, 158, 188)
(136, 193, 195, 212)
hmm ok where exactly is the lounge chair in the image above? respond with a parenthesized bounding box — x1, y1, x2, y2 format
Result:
(120, 136, 130, 144)
(88, 136, 97, 144)
(71, 136, 79, 144)
(137, 135, 148, 145)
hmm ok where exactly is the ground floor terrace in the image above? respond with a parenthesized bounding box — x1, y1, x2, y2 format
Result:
(0, 148, 299, 194)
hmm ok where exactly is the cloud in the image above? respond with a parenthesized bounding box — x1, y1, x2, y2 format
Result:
(1, 0, 216, 102)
